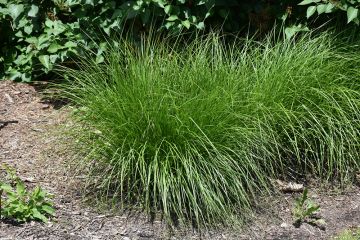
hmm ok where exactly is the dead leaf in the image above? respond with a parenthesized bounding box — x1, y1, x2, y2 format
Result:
(276, 179, 304, 192)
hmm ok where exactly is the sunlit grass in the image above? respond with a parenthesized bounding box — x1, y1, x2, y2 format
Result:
(60, 31, 360, 227)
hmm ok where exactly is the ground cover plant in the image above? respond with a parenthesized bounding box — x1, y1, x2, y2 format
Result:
(61, 31, 360, 227)
(0, 165, 55, 223)
(292, 188, 325, 229)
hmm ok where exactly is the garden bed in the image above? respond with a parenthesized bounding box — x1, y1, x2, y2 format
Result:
(1, 80, 360, 239)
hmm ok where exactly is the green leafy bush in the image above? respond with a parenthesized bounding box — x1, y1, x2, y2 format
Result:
(0, 0, 214, 81)
(61, 32, 360, 227)
(1, 1, 359, 82)
(0, 165, 55, 223)
(299, 0, 360, 24)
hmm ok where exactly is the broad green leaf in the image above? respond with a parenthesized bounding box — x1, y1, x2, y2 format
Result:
(45, 20, 66, 35)
(34, 186, 46, 198)
(167, 15, 178, 21)
(32, 208, 48, 222)
(8, 4, 24, 20)
(164, 21, 174, 29)
(7, 192, 19, 201)
(25, 44, 34, 54)
(299, 0, 316, 5)
(325, 3, 334, 13)
(8, 70, 22, 81)
(50, 55, 58, 63)
(45, 19, 54, 28)
(38, 55, 51, 69)
(304, 205, 320, 216)
(0, 183, 13, 192)
(316, 4, 327, 14)
(41, 205, 55, 215)
(16, 181, 26, 196)
(37, 34, 51, 49)
(347, 7, 359, 23)
(133, 3, 141, 11)
(17, 18, 28, 28)
(96, 55, 104, 64)
(15, 30, 23, 38)
(25, 37, 37, 44)
(24, 25, 33, 34)
(152, 0, 165, 8)
(285, 24, 309, 39)
(0, 8, 10, 15)
(164, 5, 172, 14)
(28, 4, 39, 17)
(21, 73, 31, 82)
(196, 21, 205, 29)
(47, 43, 62, 53)
(182, 20, 190, 29)
(64, 41, 77, 48)
(306, 6, 317, 18)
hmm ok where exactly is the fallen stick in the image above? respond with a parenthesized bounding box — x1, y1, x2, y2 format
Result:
(0, 120, 19, 130)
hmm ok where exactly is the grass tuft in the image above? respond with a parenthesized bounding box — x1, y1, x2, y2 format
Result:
(60, 32, 360, 227)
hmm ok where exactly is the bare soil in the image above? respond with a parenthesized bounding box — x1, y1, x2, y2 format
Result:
(1, 80, 360, 240)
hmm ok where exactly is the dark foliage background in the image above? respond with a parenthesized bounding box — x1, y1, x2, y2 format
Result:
(0, 0, 359, 81)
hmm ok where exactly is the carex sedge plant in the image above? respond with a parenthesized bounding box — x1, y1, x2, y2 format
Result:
(60, 31, 360, 227)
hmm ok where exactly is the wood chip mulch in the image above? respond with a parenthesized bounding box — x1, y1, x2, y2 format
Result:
(1, 80, 360, 240)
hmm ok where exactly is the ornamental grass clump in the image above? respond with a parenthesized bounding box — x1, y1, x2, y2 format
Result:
(61, 32, 360, 227)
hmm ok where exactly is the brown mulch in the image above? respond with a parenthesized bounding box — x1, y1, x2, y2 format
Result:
(1, 80, 360, 240)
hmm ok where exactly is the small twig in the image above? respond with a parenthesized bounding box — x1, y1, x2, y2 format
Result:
(0, 120, 18, 124)
(0, 120, 19, 130)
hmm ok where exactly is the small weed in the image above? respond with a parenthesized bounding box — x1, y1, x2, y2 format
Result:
(0, 165, 55, 223)
(292, 188, 325, 229)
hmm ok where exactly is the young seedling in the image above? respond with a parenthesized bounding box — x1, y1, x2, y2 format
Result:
(292, 188, 325, 229)
(0, 165, 55, 223)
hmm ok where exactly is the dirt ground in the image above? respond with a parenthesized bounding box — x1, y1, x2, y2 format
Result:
(1, 80, 360, 240)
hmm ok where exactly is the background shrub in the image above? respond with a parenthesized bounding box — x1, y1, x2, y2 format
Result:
(1, 0, 359, 82)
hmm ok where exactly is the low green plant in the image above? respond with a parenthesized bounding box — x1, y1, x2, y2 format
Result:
(0, 165, 55, 223)
(61, 31, 360, 227)
(292, 188, 324, 227)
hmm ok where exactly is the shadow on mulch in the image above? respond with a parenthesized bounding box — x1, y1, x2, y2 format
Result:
(30, 80, 70, 110)
(0, 218, 24, 227)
